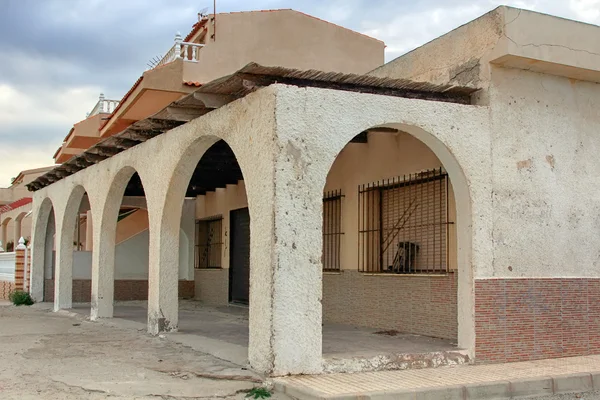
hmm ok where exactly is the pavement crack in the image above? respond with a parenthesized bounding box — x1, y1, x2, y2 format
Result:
(157, 369, 263, 383)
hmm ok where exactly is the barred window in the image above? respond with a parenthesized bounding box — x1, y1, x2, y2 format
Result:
(323, 190, 343, 271)
(358, 168, 451, 274)
(195, 217, 223, 269)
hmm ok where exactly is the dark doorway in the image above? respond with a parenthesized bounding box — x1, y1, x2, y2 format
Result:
(229, 207, 250, 304)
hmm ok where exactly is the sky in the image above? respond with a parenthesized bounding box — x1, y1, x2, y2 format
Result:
(0, 0, 598, 187)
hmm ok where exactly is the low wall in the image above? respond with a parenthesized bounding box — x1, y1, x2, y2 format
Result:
(475, 278, 600, 363)
(0, 251, 16, 300)
(193, 267, 458, 340)
(0, 280, 14, 300)
(194, 268, 229, 305)
(323, 270, 458, 340)
(43, 279, 195, 302)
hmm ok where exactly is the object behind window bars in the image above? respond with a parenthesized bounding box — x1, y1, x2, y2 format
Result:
(358, 168, 450, 274)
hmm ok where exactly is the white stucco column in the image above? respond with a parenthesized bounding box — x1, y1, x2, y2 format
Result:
(0, 222, 7, 249)
(85, 210, 93, 251)
(146, 207, 179, 334)
(90, 208, 116, 320)
(13, 221, 21, 245)
(53, 212, 74, 310)
(264, 153, 323, 376)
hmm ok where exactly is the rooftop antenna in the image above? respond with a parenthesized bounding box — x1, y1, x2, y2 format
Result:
(198, 7, 209, 19)
(146, 55, 163, 70)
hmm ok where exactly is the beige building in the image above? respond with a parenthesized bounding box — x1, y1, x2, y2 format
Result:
(0, 166, 55, 250)
(21, 6, 600, 377)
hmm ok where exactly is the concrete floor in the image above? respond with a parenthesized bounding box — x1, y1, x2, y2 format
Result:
(0, 302, 289, 399)
(71, 300, 460, 370)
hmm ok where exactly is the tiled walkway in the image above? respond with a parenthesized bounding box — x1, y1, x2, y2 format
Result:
(274, 355, 600, 399)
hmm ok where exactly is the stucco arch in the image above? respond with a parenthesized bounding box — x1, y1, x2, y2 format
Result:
(52, 185, 91, 310)
(30, 197, 55, 301)
(90, 165, 150, 320)
(1, 216, 12, 248)
(319, 121, 475, 356)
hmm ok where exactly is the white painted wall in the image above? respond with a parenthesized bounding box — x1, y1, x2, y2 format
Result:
(71, 227, 192, 280)
(0, 252, 15, 282)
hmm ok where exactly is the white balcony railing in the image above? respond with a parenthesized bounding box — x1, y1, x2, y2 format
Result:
(156, 33, 205, 68)
(89, 94, 120, 117)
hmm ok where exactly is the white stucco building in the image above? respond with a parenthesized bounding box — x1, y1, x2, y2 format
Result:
(25, 6, 600, 376)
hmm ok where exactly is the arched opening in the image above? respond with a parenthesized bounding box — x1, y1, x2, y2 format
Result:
(164, 137, 249, 363)
(110, 171, 152, 319)
(65, 188, 94, 308)
(1, 217, 13, 251)
(28, 197, 56, 303)
(320, 125, 471, 370)
(14, 211, 29, 244)
(43, 207, 56, 301)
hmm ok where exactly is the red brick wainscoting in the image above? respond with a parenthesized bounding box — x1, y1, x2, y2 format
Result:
(475, 278, 600, 363)
(44, 279, 195, 302)
(0, 280, 15, 300)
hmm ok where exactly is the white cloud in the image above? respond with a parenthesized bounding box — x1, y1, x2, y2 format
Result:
(570, 0, 600, 23)
(0, 144, 56, 188)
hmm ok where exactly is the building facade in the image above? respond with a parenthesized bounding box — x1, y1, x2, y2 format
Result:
(23, 6, 600, 376)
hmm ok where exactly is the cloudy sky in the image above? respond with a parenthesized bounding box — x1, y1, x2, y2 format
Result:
(0, 0, 598, 187)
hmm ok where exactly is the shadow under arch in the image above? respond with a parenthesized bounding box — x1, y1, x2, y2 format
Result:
(320, 121, 475, 355)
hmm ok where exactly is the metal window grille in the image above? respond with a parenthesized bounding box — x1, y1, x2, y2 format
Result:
(195, 217, 223, 269)
(358, 168, 451, 274)
(323, 190, 343, 271)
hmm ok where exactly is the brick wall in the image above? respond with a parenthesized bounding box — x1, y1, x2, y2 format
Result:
(44, 279, 195, 302)
(475, 278, 600, 363)
(0, 280, 15, 300)
(323, 270, 458, 340)
(194, 269, 229, 305)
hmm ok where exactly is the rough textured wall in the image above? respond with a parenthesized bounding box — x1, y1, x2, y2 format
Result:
(487, 67, 600, 279)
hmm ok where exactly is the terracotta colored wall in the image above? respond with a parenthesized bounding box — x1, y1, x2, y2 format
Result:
(475, 278, 600, 363)
(0, 280, 14, 300)
(185, 10, 385, 84)
(44, 280, 195, 303)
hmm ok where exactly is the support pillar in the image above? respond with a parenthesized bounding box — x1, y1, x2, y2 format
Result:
(0, 223, 7, 250)
(247, 164, 323, 376)
(85, 210, 93, 251)
(13, 222, 21, 247)
(90, 211, 116, 320)
(146, 206, 179, 335)
(14, 238, 26, 291)
(53, 216, 73, 311)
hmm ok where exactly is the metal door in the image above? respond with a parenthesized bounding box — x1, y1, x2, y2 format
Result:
(229, 207, 250, 304)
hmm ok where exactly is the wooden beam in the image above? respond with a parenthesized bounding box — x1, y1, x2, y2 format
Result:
(164, 105, 208, 122)
(89, 146, 121, 157)
(192, 92, 236, 108)
(83, 153, 107, 163)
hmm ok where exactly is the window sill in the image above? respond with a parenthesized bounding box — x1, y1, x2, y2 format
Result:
(360, 273, 450, 277)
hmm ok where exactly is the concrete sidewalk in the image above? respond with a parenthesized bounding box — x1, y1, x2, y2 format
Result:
(274, 355, 600, 399)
